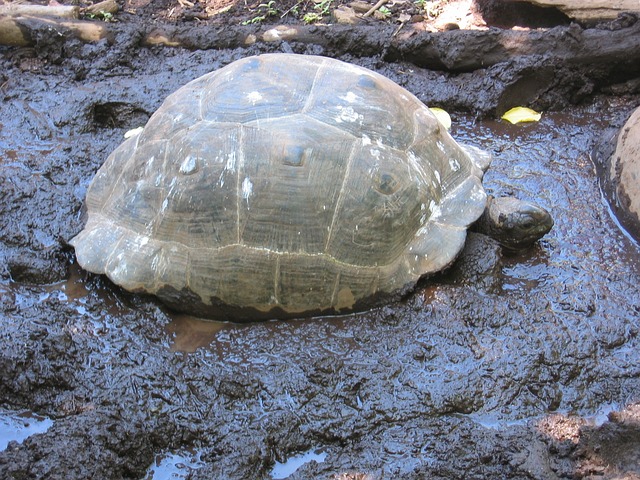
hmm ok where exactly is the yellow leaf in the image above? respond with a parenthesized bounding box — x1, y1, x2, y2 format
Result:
(429, 107, 452, 130)
(501, 107, 542, 124)
(124, 126, 144, 139)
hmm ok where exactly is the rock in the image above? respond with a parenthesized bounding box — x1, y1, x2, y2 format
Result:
(333, 6, 360, 24)
(498, 0, 640, 24)
(348, 1, 371, 14)
(605, 106, 640, 239)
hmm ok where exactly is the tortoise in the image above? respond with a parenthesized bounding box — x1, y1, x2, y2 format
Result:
(70, 53, 553, 320)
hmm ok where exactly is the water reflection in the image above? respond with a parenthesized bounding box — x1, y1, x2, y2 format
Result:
(143, 449, 204, 479)
(0, 409, 53, 451)
(270, 449, 327, 479)
(165, 314, 234, 353)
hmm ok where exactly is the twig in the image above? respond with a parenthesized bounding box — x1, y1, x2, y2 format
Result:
(392, 19, 405, 37)
(362, 0, 387, 18)
(280, 0, 303, 18)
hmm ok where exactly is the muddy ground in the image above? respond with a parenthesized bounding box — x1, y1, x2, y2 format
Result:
(1, 1, 640, 479)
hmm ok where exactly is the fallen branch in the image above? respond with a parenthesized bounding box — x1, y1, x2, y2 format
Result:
(0, 14, 27, 46)
(145, 24, 329, 49)
(0, 14, 112, 46)
(502, 0, 640, 23)
(83, 0, 119, 17)
(0, 3, 79, 19)
(2, 14, 640, 80)
(362, 0, 388, 18)
(141, 21, 640, 72)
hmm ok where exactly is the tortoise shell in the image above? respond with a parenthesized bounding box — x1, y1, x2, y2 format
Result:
(70, 53, 489, 320)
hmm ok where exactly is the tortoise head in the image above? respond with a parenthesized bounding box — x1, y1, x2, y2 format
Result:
(477, 196, 554, 249)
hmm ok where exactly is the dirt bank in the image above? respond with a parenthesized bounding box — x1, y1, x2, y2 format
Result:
(1, 1, 640, 479)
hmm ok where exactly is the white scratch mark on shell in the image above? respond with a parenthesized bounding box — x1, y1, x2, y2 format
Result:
(428, 200, 442, 220)
(154, 177, 178, 235)
(470, 183, 485, 201)
(407, 151, 431, 186)
(335, 106, 362, 123)
(150, 257, 158, 272)
(145, 156, 155, 177)
(226, 151, 237, 172)
(419, 203, 428, 224)
(179, 155, 198, 175)
(247, 91, 263, 103)
(449, 158, 460, 171)
(339, 91, 359, 103)
(111, 252, 127, 278)
(242, 177, 253, 208)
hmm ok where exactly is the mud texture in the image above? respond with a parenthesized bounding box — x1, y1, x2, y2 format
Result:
(1, 5, 640, 480)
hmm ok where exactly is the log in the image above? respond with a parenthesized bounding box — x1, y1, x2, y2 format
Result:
(144, 24, 330, 50)
(390, 21, 640, 71)
(501, 0, 640, 23)
(140, 20, 640, 72)
(83, 0, 119, 17)
(2, 13, 640, 79)
(0, 3, 79, 19)
(143, 24, 388, 57)
(0, 14, 28, 46)
(0, 14, 112, 46)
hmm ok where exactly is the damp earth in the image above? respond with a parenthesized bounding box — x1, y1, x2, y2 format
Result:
(1, 2, 640, 479)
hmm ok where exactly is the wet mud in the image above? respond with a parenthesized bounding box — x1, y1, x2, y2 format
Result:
(2, 9, 640, 480)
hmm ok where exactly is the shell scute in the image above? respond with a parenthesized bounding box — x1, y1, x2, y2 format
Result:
(238, 118, 353, 254)
(304, 65, 418, 150)
(199, 56, 316, 124)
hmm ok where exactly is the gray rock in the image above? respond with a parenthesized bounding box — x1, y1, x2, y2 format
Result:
(604, 105, 640, 239)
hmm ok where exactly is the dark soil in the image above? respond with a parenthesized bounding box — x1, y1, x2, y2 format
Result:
(1, 1, 640, 479)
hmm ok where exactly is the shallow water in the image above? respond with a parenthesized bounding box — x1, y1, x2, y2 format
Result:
(147, 103, 640, 357)
(143, 449, 204, 480)
(0, 410, 53, 451)
(270, 448, 328, 479)
(1, 72, 640, 478)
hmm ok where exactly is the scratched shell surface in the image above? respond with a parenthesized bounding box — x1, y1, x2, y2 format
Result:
(70, 53, 488, 318)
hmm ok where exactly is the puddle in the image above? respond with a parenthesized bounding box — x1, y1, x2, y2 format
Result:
(164, 306, 363, 356)
(465, 402, 623, 433)
(7, 262, 124, 318)
(462, 412, 532, 431)
(585, 402, 621, 427)
(165, 314, 239, 353)
(0, 409, 54, 451)
(143, 449, 204, 479)
(270, 449, 328, 479)
(1, 19, 640, 479)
